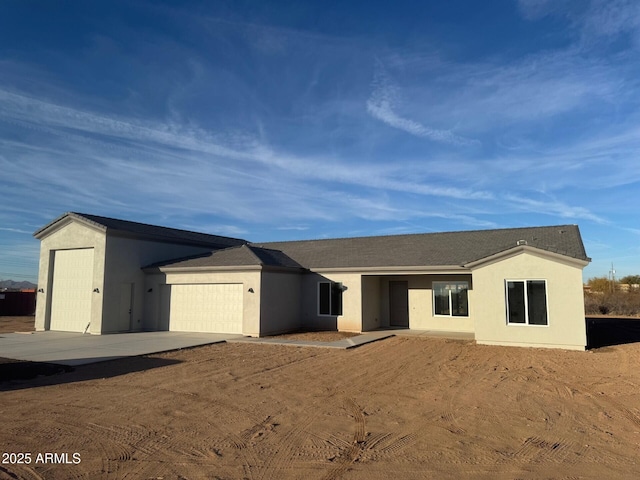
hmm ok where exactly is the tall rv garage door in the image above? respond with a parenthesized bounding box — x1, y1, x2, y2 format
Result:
(169, 284, 243, 334)
(50, 248, 94, 332)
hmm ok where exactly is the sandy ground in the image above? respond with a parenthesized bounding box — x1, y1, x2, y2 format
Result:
(0, 316, 35, 334)
(1, 317, 640, 479)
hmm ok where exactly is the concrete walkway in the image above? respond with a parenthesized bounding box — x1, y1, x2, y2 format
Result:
(391, 329, 475, 341)
(0, 328, 473, 367)
(228, 330, 395, 349)
(0, 331, 242, 366)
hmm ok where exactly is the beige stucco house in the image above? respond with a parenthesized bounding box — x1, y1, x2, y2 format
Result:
(34, 213, 591, 350)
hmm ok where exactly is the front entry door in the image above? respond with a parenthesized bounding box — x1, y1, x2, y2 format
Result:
(389, 281, 409, 327)
(118, 283, 134, 331)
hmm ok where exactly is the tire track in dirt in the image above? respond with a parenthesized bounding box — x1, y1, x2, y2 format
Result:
(153, 346, 343, 479)
(433, 344, 494, 441)
(275, 339, 396, 398)
(536, 345, 640, 466)
(255, 413, 317, 480)
(83, 422, 170, 480)
(486, 349, 637, 469)
(0, 465, 44, 480)
(174, 402, 265, 480)
(8, 336, 640, 478)
(320, 397, 366, 480)
(240, 416, 280, 445)
(59, 386, 255, 480)
(296, 432, 351, 463)
(222, 348, 333, 386)
(509, 435, 576, 463)
(485, 353, 590, 467)
(317, 397, 419, 479)
(79, 379, 277, 479)
(436, 346, 579, 469)
(360, 432, 417, 462)
(85, 419, 245, 480)
(5, 412, 101, 480)
(196, 344, 340, 479)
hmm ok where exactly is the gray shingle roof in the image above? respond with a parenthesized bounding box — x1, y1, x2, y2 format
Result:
(36, 213, 590, 271)
(149, 245, 304, 270)
(34, 212, 248, 249)
(256, 225, 590, 269)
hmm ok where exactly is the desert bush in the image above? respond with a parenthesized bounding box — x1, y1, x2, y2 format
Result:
(587, 276, 613, 293)
(620, 275, 640, 285)
(584, 290, 640, 317)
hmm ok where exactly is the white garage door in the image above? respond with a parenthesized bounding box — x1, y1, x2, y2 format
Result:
(50, 248, 94, 332)
(169, 284, 243, 334)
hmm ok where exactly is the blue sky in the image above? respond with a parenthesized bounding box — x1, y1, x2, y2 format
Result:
(1, 0, 639, 283)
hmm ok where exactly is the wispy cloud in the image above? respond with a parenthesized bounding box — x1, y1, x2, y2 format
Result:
(0, 83, 493, 227)
(2, 0, 640, 280)
(366, 66, 480, 147)
(581, 0, 640, 39)
(518, 0, 640, 44)
(505, 194, 606, 223)
(0, 227, 33, 234)
(517, 0, 573, 20)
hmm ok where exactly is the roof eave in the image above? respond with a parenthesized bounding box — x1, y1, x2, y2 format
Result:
(33, 212, 106, 239)
(106, 228, 244, 249)
(149, 265, 264, 274)
(464, 245, 591, 269)
(144, 263, 307, 274)
(309, 265, 469, 274)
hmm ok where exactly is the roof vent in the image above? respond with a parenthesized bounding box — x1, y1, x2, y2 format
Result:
(517, 239, 528, 246)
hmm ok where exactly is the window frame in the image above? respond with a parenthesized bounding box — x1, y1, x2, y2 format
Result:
(318, 281, 343, 316)
(432, 281, 469, 317)
(505, 279, 549, 327)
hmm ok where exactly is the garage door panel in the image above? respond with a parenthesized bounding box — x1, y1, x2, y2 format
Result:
(50, 248, 94, 332)
(169, 284, 243, 334)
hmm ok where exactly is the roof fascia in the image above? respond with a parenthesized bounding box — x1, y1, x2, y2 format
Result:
(261, 265, 307, 274)
(105, 228, 244, 249)
(464, 245, 590, 270)
(33, 213, 106, 240)
(308, 265, 468, 275)
(147, 264, 306, 274)
(152, 265, 264, 274)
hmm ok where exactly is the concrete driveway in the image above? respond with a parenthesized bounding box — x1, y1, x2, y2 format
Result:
(0, 331, 242, 366)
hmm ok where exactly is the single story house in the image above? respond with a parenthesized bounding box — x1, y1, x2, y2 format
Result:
(34, 212, 591, 350)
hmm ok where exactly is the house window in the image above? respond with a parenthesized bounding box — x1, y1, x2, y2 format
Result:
(506, 280, 548, 326)
(318, 282, 343, 316)
(433, 282, 468, 317)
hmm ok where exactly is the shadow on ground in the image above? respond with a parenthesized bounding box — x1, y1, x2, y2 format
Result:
(586, 316, 640, 349)
(0, 356, 182, 392)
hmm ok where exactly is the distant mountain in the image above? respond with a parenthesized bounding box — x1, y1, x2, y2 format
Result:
(0, 280, 37, 291)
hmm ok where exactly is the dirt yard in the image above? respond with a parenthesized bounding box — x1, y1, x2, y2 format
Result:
(2, 318, 640, 479)
(0, 316, 35, 334)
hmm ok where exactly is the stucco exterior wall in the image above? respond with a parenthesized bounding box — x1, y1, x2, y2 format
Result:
(259, 271, 303, 336)
(143, 273, 168, 331)
(35, 222, 107, 334)
(375, 275, 474, 332)
(361, 276, 382, 331)
(408, 274, 474, 332)
(161, 270, 262, 336)
(103, 235, 212, 333)
(301, 272, 362, 332)
(472, 250, 587, 350)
